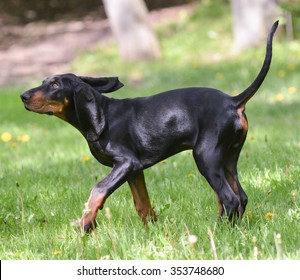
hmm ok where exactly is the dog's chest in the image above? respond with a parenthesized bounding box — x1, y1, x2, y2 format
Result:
(88, 141, 113, 167)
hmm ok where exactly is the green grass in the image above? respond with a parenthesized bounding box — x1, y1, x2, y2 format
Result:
(1, 1, 300, 259)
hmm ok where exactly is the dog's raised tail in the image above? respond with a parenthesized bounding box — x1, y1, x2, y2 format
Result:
(233, 20, 279, 107)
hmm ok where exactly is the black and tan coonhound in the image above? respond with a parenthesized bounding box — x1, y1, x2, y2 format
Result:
(21, 21, 278, 232)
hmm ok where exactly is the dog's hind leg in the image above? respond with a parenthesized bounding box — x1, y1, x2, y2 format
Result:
(192, 143, 241, 220)
(224, 150, 248, 218)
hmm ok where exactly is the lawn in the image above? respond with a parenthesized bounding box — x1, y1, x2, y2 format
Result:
(0, 1, 300, 260)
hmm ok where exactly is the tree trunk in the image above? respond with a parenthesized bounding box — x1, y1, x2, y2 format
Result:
(103, 0, 161, 61)
(231, 0, 278, 51)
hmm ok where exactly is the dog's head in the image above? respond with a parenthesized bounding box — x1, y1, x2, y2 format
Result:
(21, 73, 124, 141)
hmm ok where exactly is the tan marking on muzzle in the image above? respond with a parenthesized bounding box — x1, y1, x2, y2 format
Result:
(54, 98, 70, 120)
(26, 90, 69, 119)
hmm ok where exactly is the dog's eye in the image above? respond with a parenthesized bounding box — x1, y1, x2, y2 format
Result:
(51, 82, 59, 89)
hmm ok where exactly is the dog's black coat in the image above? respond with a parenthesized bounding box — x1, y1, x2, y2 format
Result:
(21, 21, 278, 232)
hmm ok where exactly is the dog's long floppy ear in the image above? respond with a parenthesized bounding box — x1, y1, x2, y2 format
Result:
(73, 85, 105, 142)
(79, 76, 124, 93)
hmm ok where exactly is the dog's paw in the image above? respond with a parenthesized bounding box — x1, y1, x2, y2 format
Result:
(71, 218, 96, 234)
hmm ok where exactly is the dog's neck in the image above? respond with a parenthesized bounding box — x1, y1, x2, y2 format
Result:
(57, 94, 111, 140)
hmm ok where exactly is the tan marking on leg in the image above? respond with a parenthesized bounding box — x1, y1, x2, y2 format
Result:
(128, 170, 157, 224)
(237, 106, 248, 137)
(225, 168, 244, 219)
(225, 168, 239, 196)
(216, 193, 223, 218)
(79, 189, 106, 231)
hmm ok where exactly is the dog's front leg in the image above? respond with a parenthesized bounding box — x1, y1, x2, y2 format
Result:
(77, 160, 134, 233)
(128, 170, 157, 224)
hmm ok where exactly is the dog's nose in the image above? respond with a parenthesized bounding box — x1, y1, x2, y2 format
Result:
(20, 92, 31, 103)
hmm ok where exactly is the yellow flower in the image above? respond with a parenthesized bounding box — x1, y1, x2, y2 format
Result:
(1, 132, 13, 142)
(53, 250, 62, 255)
(275, 94, 284, 102)
(82, 156, 90, 163)
(18, 133, 30, 142)
(11, 142, 17, 148)
(191, 61, 201, 69)
(288, 64, 296, 71)
(291, 191, 297, 202)
(215, 73, 224, 81)
(265, 212, 274, 221)
(278, 70, 286, 78)
(105, 207, 112, 220)
(288, 87, 297, 94)
(231, 89, 239, 96)
(83, 202, 91, 215)
(187, 173, 194, 177)
(246, 210, 253, 220)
